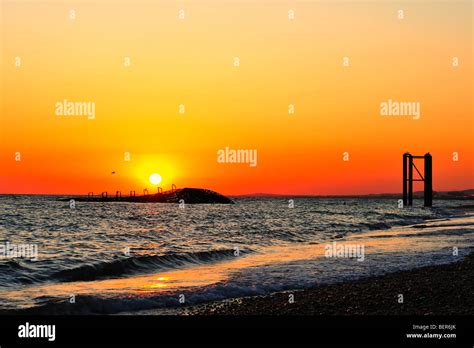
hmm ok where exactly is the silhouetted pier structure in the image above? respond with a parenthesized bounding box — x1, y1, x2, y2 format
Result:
(403, 153, 432, 207)
(84, 185, 180, 202)
(65, 187, 234, 204)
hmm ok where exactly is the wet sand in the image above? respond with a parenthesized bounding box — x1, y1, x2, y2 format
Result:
(132, 251, 473, 315)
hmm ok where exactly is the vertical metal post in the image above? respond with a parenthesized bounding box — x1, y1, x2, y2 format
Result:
(403, 153, 408, 206)
(408, 155, 413, 206)
(424, 153, 432, 207)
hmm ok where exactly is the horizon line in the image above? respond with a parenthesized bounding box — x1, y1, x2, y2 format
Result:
(1, 188, 473, 198)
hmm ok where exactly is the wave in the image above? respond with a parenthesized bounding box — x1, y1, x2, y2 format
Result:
(4, 281, 291, 315)
(51, 248, 249, 283)
(359, 208, 464, 231)
(8, 248, 473, 315)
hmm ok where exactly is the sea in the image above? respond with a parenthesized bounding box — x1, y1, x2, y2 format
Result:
(0, 195, 473, 314)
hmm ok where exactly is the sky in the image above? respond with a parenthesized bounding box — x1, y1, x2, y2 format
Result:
(0, 0, 472, 195)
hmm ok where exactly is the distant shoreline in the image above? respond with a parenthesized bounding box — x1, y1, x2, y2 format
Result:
(232, 189, 474, 200)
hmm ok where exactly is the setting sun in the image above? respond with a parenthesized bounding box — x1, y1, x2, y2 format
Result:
(149, 173, 162, 186)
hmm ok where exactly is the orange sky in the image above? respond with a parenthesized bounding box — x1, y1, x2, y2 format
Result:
(0, 0, 472, 195)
